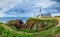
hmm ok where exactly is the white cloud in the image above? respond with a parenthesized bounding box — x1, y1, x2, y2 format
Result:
(0, 11, 34, 17)
(35, 0, 57, 8)
(0, 0, 59, 17)
(0, 0, 23, 9)
(0, 0, 24, 17)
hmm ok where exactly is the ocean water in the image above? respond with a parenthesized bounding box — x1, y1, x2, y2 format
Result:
(0, 17, 30, 23)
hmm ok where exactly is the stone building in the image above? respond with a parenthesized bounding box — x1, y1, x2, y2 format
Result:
(41, 13, 51, 17)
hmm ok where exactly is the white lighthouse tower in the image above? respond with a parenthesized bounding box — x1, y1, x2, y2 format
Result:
(39, 9, 41, 17)
(36, 9, 42, 17)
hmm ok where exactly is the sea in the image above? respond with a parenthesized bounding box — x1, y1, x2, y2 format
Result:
(0, 17, 30, 23)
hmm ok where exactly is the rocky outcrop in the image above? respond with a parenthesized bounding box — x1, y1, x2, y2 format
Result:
(5, 18, 58, 31)
(6, 19, 25, 29)
(25, 20, 35, 30)
(25, 18, 58, 31)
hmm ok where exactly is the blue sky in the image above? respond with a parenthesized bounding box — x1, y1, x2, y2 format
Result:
(0, 0, 60, 17)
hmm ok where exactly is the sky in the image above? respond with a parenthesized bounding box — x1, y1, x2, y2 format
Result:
(0, 0, 60, 17)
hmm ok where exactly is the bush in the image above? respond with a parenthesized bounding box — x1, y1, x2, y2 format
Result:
(0, 22, 4, 24)
(0, 26, 4, 35)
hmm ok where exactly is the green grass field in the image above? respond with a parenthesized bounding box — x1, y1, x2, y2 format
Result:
(0, 22, 60, 37)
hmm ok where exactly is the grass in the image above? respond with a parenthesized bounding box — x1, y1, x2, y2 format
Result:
(0, 22, 60, 37)
(38, 26, 60, 37)
(0, 23, 35, 37)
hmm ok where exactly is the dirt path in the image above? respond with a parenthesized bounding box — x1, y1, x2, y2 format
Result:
(56, 21, 60, 26)
(55, 17, 60, 26)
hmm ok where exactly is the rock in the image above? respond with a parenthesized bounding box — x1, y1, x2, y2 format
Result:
(6, 19, 25, 29)
(25, 20, 35, 30)
(25, 18, 58, 31)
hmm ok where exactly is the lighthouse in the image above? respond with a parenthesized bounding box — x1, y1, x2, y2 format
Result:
(39, 9, 41, 17)
(36, 9, 42, 17)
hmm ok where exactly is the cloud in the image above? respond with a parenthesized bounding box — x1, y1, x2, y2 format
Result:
(51, 0, 60, 3)
(44, 2, 60, 13)
(0, 0, 60, 17)
(34, 0, 57, 8)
